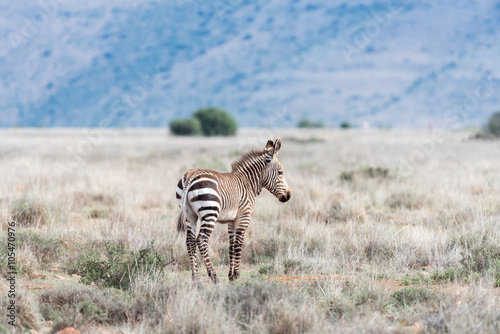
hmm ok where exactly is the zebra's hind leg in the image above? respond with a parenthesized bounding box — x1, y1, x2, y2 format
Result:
(196, 219, 219, 284)
(185, 215, 200, 281)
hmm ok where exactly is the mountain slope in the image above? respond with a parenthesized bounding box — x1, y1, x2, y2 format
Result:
(1, 0, 499, 128)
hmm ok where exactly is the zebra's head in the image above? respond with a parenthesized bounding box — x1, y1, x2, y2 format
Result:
(262, 138, 291, 203)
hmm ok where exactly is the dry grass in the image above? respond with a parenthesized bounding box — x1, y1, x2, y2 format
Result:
(0, 128, 499, 333)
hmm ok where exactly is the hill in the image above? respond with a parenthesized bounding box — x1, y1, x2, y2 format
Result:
(1, 0, 499, 128)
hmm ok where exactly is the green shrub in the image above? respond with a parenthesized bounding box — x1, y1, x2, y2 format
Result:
(486, 111, 500, 136)
(298, 118, 324, 128)
(68, 240, 165, 290)
(431, 268, 458, 283)
(401, 272, 430, 286)
(340, 121, 352, 129)
(193, 107, 237, 136)
(169, 117, 202, 136)
(390, 287, 434, 309)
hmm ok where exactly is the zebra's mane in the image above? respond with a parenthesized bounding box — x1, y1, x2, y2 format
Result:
(231, 149, 267, 173)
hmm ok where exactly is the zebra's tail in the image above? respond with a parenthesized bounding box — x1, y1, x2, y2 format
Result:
(176, 179, 190, 233)
(176, 209, 186, 233)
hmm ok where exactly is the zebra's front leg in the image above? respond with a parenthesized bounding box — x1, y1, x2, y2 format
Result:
(228, 223, 236, 281)
(196, 219, 219, 284)
(231, 213, 251, 281)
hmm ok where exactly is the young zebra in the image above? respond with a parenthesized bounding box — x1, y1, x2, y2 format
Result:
(176, 138, 291, 283)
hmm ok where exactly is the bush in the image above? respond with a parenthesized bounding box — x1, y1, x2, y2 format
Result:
(390, 287, 434, 309)
(193, 107, 237, 136)
(340, 121, 352, 129)
(68, 240, 165, 290)
(431, 268, 458, 283)
(486, 111, 500, 136)
(298, 118, 324, 128)
(169, 118, 202, 136)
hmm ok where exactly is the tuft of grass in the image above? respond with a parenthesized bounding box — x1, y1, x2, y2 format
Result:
(18, 230, 63, 265)
(364, 239, 391, 262)
(401, 272, 430, 286)
(285, 136, 325, 144)
(39, 283, 131, 332)
(390, 287, 435, 309)
(339, 170, 355, 182)
(449, 233, 500, 277)
(431, 268, 458, 283)
(385, 192, 423, 210)
(88, 207, 110, 219)
(0, 290, 41, 330)
(324, 201, 360, 224)
(283, 258, 303, 275)
(10, 197, 48, 227)
(209, 280, 319, 333)
(259, 263, 275, 275)
(247, 237, 282, 263)
(493, 260, 500, 287)
(0, 230, 63, 276)
(340, 165, 390, 182)
(327, 301, 352, 319)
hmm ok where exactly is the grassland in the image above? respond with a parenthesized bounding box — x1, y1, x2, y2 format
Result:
(1, 128, 499, 334)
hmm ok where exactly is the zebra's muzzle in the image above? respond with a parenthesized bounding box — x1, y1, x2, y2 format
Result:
(279, 191, 291, 203)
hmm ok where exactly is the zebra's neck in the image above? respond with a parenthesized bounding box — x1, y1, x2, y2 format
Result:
(231, 151, 267, 197)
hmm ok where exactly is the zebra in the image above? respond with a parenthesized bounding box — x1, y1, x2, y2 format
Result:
(176, 138, 291, 283)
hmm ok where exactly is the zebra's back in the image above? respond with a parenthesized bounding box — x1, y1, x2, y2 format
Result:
(176, 169, 242, 225)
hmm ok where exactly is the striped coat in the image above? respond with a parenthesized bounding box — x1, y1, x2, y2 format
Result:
(176, 138, 291, 283)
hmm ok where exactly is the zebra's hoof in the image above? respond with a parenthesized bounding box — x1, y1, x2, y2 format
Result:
(229, 273, 240, 282)
(209, 272, 219, 284)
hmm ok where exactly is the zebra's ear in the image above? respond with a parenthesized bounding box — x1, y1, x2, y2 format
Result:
(265, 139, 274, 151)
(273, 138, 281, 155)
(265, 139, 274, 163)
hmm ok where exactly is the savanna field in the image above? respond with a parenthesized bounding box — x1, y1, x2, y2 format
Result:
(1, 128, 499, 333)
